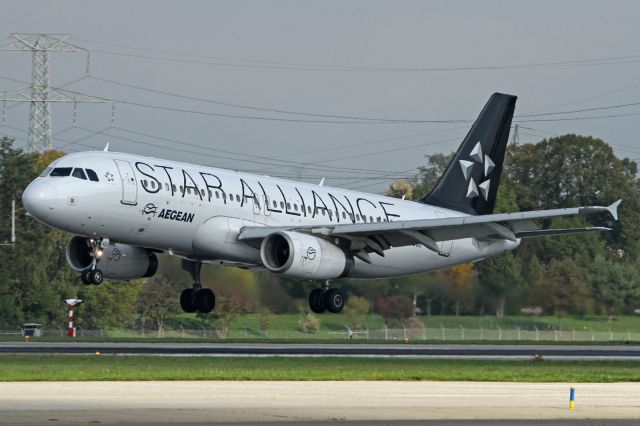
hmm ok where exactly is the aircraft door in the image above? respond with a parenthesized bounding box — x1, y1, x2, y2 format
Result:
(114, 159, 137, 205)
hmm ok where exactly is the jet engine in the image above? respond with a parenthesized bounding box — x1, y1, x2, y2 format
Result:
(260, 231, 351, 279)
(65, 236, 158, 280)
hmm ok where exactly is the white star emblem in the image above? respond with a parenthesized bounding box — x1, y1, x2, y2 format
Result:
(466, 178, 479, 198)
(479, 180, 491, 201)
(459, 141, 495, 200)
(470, 142, 483, 163)
(459, 160, 474, 180)
(484, 155, 495, 176)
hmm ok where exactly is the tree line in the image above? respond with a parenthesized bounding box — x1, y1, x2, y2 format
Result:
(0, 134, 638, 331)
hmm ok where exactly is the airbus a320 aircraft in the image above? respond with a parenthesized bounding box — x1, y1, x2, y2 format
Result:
(22, 93, 621, 314)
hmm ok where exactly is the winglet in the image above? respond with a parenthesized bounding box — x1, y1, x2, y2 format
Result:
(103, 142, 110, 152)
(608, 199, 622, 221)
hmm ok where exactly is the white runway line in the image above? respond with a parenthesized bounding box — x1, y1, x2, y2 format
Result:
(0, 381, 639, 424)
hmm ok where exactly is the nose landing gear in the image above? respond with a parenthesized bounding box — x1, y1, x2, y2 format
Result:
(80, 237, 106, 285)
(308, 281, 345, 314)
(180, 260, 215, 314)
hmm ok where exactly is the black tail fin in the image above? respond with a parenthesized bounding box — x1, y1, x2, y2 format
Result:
(419, 93, 516, 215)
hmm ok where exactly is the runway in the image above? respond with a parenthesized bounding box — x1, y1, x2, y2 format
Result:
(2, 341, 640, 359)
(0, 381, 638, 425)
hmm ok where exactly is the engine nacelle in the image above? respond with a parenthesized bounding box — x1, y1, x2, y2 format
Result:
(260, 231, 350, 279)
(65, 236, 158, 280)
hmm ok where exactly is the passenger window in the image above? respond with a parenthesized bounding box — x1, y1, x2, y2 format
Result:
(286, 202, 291, 209)
(208, 190, 212, 199)
(201, 189, 205, 197)
(39, 167, 52, 177)
(236, 195, 240, 202)
(165, 183, 170, 191)
(280, 202, 284, 209)
(273, 200, 278, 208)
(172, 184, 177, 193)
(342, 212, 346, 219)
(150, 181, 156, 189)
(294, 204, 298, 211)
(229, 193, 233, 202)
(86, 169, 99, 182)
(50, 167, 72, 177)
(72, 168, 87, 180)
(180, 186, 184, 193)
(215, 191, 220, 199)
(142, 180, 148, 188)
(307, 206, 312, 214)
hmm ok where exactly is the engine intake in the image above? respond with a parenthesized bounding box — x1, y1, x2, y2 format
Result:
(260, 231, 350, 279)
(66, 236, 158, 280)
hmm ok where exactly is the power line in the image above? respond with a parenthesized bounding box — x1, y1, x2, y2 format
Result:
(84, 42, 640, 73)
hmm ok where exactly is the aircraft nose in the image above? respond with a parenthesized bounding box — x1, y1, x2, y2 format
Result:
(22, 180, 57, 220)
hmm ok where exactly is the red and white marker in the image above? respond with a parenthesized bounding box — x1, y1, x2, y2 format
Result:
(65, 298, 83, 337)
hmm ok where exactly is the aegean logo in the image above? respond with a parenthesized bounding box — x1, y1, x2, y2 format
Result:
(140, 203, 158, 216)
(306, 246, 317, 261)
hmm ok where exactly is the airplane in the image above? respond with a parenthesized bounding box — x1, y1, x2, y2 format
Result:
(21, 93, 621, 315)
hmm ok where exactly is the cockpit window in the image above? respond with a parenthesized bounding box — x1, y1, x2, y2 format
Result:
(72, 168, 87, 180)
(50, 167, 73, 177)
(39, 167, 52, 177)
(86, 169, 99, 182)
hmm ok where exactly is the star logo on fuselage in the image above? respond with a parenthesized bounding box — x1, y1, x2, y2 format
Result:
(458, 141, 493, 201)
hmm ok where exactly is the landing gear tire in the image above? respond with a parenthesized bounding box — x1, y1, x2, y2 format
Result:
(324, 288, 345, 313)
(180, 289, 197, 313)
(80, 269, 92, 285)
(309, 288, 326, 314)
(195, 288, 215, 314)
(88, 269, 103, 285)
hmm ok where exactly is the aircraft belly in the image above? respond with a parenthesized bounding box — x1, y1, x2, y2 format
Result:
(349, 238, 518, 278)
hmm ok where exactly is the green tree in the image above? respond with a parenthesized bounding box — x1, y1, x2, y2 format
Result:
(530, 259, 592, 316)
(343, 295, 370, 329)
(588, 256, 640, 320)
(476, 251, 523, 317)
(136, 275, 180, 336)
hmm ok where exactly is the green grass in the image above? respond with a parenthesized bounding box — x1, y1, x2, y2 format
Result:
(0, 356, 639, 382)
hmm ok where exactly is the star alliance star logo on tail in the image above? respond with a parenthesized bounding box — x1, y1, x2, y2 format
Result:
(459, 141, 494, 201)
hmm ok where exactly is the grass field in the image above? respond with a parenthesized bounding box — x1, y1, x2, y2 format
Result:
(2, 313, 639, 343)
(0, 355, 638, 382)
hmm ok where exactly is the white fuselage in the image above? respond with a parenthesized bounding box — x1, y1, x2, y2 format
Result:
(23, 151, 519, 278)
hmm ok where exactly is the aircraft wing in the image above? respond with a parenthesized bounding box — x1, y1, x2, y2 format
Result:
(238, 200, 621, 261)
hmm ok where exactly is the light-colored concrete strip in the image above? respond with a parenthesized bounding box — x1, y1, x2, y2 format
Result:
(0, 381, 639, 424)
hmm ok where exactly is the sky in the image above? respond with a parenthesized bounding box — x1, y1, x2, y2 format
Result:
(1, 0, 639, 193)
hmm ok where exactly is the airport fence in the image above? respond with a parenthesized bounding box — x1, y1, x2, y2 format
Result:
(3, 326, 640, 342)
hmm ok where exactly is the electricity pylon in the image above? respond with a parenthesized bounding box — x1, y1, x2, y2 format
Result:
(0, 34, 110, 152)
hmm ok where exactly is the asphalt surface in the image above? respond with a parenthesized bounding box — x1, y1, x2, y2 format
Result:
(2, 342, 640, 359)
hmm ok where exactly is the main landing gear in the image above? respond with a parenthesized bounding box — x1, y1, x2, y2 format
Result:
(180, 260, 215, 314)
(81, 237, 105, 285)
(309, 281, 345, 314)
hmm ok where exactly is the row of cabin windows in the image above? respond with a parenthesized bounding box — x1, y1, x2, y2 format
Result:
(46, 167, 99, 182)
(140, 179, 388, 223)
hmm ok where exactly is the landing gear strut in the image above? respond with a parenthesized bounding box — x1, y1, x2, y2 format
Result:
(180, 260, 215, 314)
(309, 281, 345, 314)
(80, 237, 105, 285)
